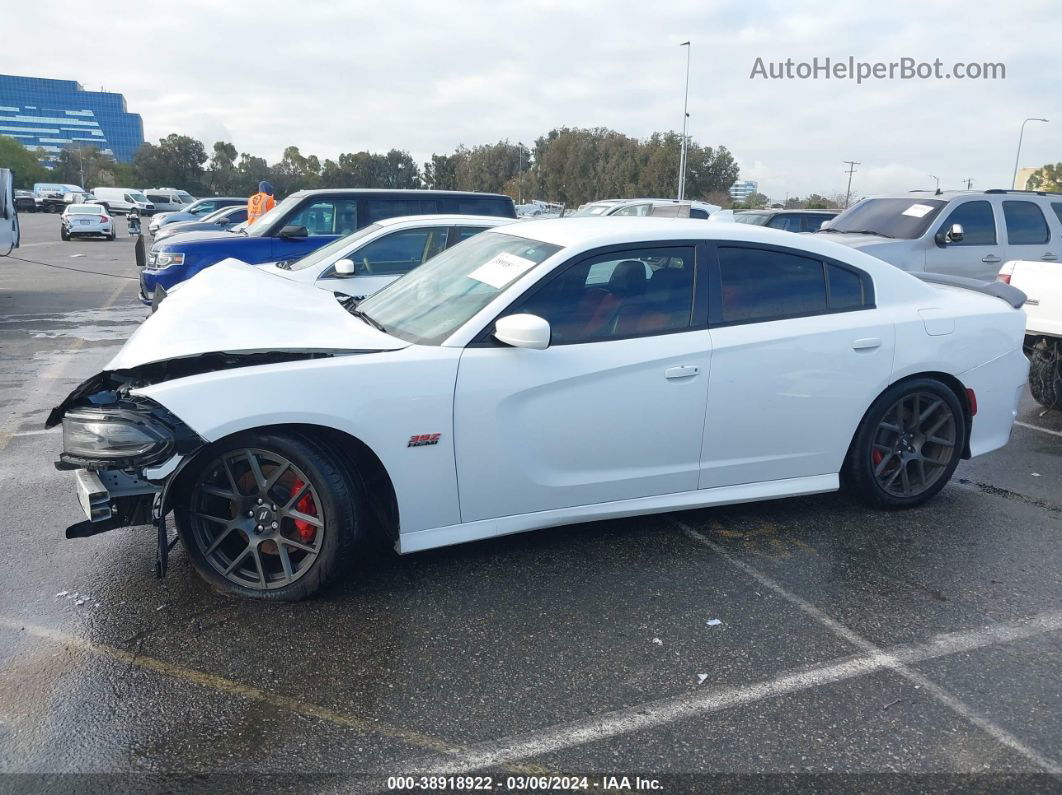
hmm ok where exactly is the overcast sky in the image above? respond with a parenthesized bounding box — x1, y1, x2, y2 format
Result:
(4, 0, 1059, 199)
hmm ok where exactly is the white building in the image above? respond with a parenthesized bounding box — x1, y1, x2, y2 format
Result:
(730, 180, 758, 202)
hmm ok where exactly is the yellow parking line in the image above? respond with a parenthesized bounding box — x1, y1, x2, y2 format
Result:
(0, 617, 550, 775)
(0, 616, 456, 754)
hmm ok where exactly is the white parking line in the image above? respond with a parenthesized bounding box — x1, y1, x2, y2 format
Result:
(390, 604, 1062, 775)
(678, 523, 1062, 775)
(1015, 421, 1062, 438)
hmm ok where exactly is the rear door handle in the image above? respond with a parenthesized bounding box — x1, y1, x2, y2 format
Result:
(851, 337, 882, 351)
(1041, 253, 1058, 261)
(665, 365, 700, 380)
(982, 255, 1002, 263)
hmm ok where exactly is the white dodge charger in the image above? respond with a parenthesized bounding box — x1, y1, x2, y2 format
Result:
(50, 218, 1030, 600)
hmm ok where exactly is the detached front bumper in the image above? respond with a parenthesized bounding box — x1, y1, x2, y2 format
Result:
(67, 466, 160, 538)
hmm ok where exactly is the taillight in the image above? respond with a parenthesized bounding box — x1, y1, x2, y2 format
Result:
(99, 215, 109, 223)
(998, 273, 1011, 284)
(965, 388, 978, 416)
(997, 261, 1015, 284)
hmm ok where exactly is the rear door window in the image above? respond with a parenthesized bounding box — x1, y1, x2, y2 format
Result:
(939, 201, 997, 245)
(349, 227, 448, 275)
(287, 199, 358, 235)
(364, 199, 423, 224)
(451, 197, 514, 217)
(1003, 201, 1049, 244)
(718, 247, 827, 323)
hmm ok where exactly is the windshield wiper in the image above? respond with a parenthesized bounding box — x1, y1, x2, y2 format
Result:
(349, 305, 388, 334)
(837, 229, 893, 238)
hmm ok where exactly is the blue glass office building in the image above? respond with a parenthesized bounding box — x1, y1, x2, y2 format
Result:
(0, 74, 144, 163)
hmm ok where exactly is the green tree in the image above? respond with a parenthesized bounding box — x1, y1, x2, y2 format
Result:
(1027, 163, 1062, 192)
(271, 145, 321, 195)
(0, 135, 48, 188)
(451, 141, 528, 194)
(423, 153, 460, 189)
(234, 152, 270, 197)
(207, 141, 239, 193)
(320, 149, 419, 189)
(133, 133, 208, 193)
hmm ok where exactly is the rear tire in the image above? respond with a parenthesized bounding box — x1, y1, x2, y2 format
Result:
(174, 431, 364, 601)
(843, 378, 966, 509)
(1029, 344, 1062, 410)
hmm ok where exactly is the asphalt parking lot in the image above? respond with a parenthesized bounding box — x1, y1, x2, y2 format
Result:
(1, 211, 1060, 793)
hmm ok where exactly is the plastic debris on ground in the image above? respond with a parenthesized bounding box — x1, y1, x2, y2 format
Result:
(706, 619, 722, 627)
(697, 674, 708, 685)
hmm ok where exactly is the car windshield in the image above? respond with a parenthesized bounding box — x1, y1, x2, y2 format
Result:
(288, 224, 383, 271)
(200, 206, 233, 222)
(356, 231, 561, 345)
(570, 202, 618, 217)
(733, 213, 771, 226)
(245, 194, 299, 236)
(826, 198, 946, 239)
(130, 191, 149, 202)
(177, 192, 194, 203)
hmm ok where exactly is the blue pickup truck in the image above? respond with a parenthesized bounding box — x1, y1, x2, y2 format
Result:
(140, 188, 517, 303)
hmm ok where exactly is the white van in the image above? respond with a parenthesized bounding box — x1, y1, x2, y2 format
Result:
(143, 188, 194, 213)
(91, 187, 156, 216)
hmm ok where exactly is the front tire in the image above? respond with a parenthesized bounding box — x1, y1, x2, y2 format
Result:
(60, 227, 69, 241)
(174, 431, 363, 600)
(844, 378, 966, 509)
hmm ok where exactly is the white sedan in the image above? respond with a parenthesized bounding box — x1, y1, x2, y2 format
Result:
(258, 214, 515, 299)
(50, 218, 1029, 600)
(61, 204, 115, 241)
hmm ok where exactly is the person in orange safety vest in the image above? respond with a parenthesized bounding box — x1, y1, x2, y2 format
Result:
(247, 180, 275, 226)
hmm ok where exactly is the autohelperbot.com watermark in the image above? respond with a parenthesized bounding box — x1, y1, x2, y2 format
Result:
(750, 56, 1005, 83)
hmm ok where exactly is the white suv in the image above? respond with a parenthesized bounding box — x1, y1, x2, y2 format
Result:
(817, 189, 1062, 281)
(999, 259, 1062, 409)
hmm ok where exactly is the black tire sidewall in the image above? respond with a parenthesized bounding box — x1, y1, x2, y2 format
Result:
(845, 378, 966, 509)
(174, 431, 361, 601)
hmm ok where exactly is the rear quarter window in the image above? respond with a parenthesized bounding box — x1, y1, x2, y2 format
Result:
(1003, 201, 1049, 245)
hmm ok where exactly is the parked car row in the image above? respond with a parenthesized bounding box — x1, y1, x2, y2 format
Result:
(139, 189, 517, 303)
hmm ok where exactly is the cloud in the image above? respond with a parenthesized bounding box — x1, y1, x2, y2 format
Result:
(3, 0, 1059, 198)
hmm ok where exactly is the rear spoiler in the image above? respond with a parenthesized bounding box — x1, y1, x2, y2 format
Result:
(914, 272, 1027, 309)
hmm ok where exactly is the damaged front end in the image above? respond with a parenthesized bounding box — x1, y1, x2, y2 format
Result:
(49, 350, 337, 575)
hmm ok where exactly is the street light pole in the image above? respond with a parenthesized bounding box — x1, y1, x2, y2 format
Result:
(929, 174, 940, 192)
(1012, 117, 1048, 189)
(678, 41, 691, 200)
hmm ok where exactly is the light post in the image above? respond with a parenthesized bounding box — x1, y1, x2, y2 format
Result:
(1012, 118, 1048, 189)
(678, 41, 691, 200)
(929, 174, 940, 192)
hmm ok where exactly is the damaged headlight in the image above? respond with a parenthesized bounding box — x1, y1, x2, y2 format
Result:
(62, 408, 172, 466)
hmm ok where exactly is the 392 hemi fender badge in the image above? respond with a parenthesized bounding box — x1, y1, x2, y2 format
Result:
(408, 433, 441, 448)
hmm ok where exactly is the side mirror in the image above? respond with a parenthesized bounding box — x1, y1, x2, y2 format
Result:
(334, 258, 355, 276)
(819, 220, 831, 230)
(936, 223, 964, 245)
(279, 224, 308, 239)
(494, 314, 550, 350)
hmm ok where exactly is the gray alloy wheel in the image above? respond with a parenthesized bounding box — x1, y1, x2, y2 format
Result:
(187, 448, 328, 591)
(870, 391, 958, 498)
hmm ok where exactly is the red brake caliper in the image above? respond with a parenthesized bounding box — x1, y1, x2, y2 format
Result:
(289, 477, 318, 543)
(872, 449, 884, 467)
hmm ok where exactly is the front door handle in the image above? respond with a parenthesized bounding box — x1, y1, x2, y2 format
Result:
(1041, 253, 1058, 261)
(665, 365, 700, 380)
(852, 337, 882, 351)
(982, 255, 1002, 263)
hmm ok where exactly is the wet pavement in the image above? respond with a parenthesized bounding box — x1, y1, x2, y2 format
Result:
(0, 213, 1060, 793)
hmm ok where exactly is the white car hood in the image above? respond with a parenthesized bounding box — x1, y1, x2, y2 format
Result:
(108, 259, 407, 371)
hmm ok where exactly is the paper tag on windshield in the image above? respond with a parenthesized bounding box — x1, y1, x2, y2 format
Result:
(468, 252, 537, 289)
(902, 203, 934, 218)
